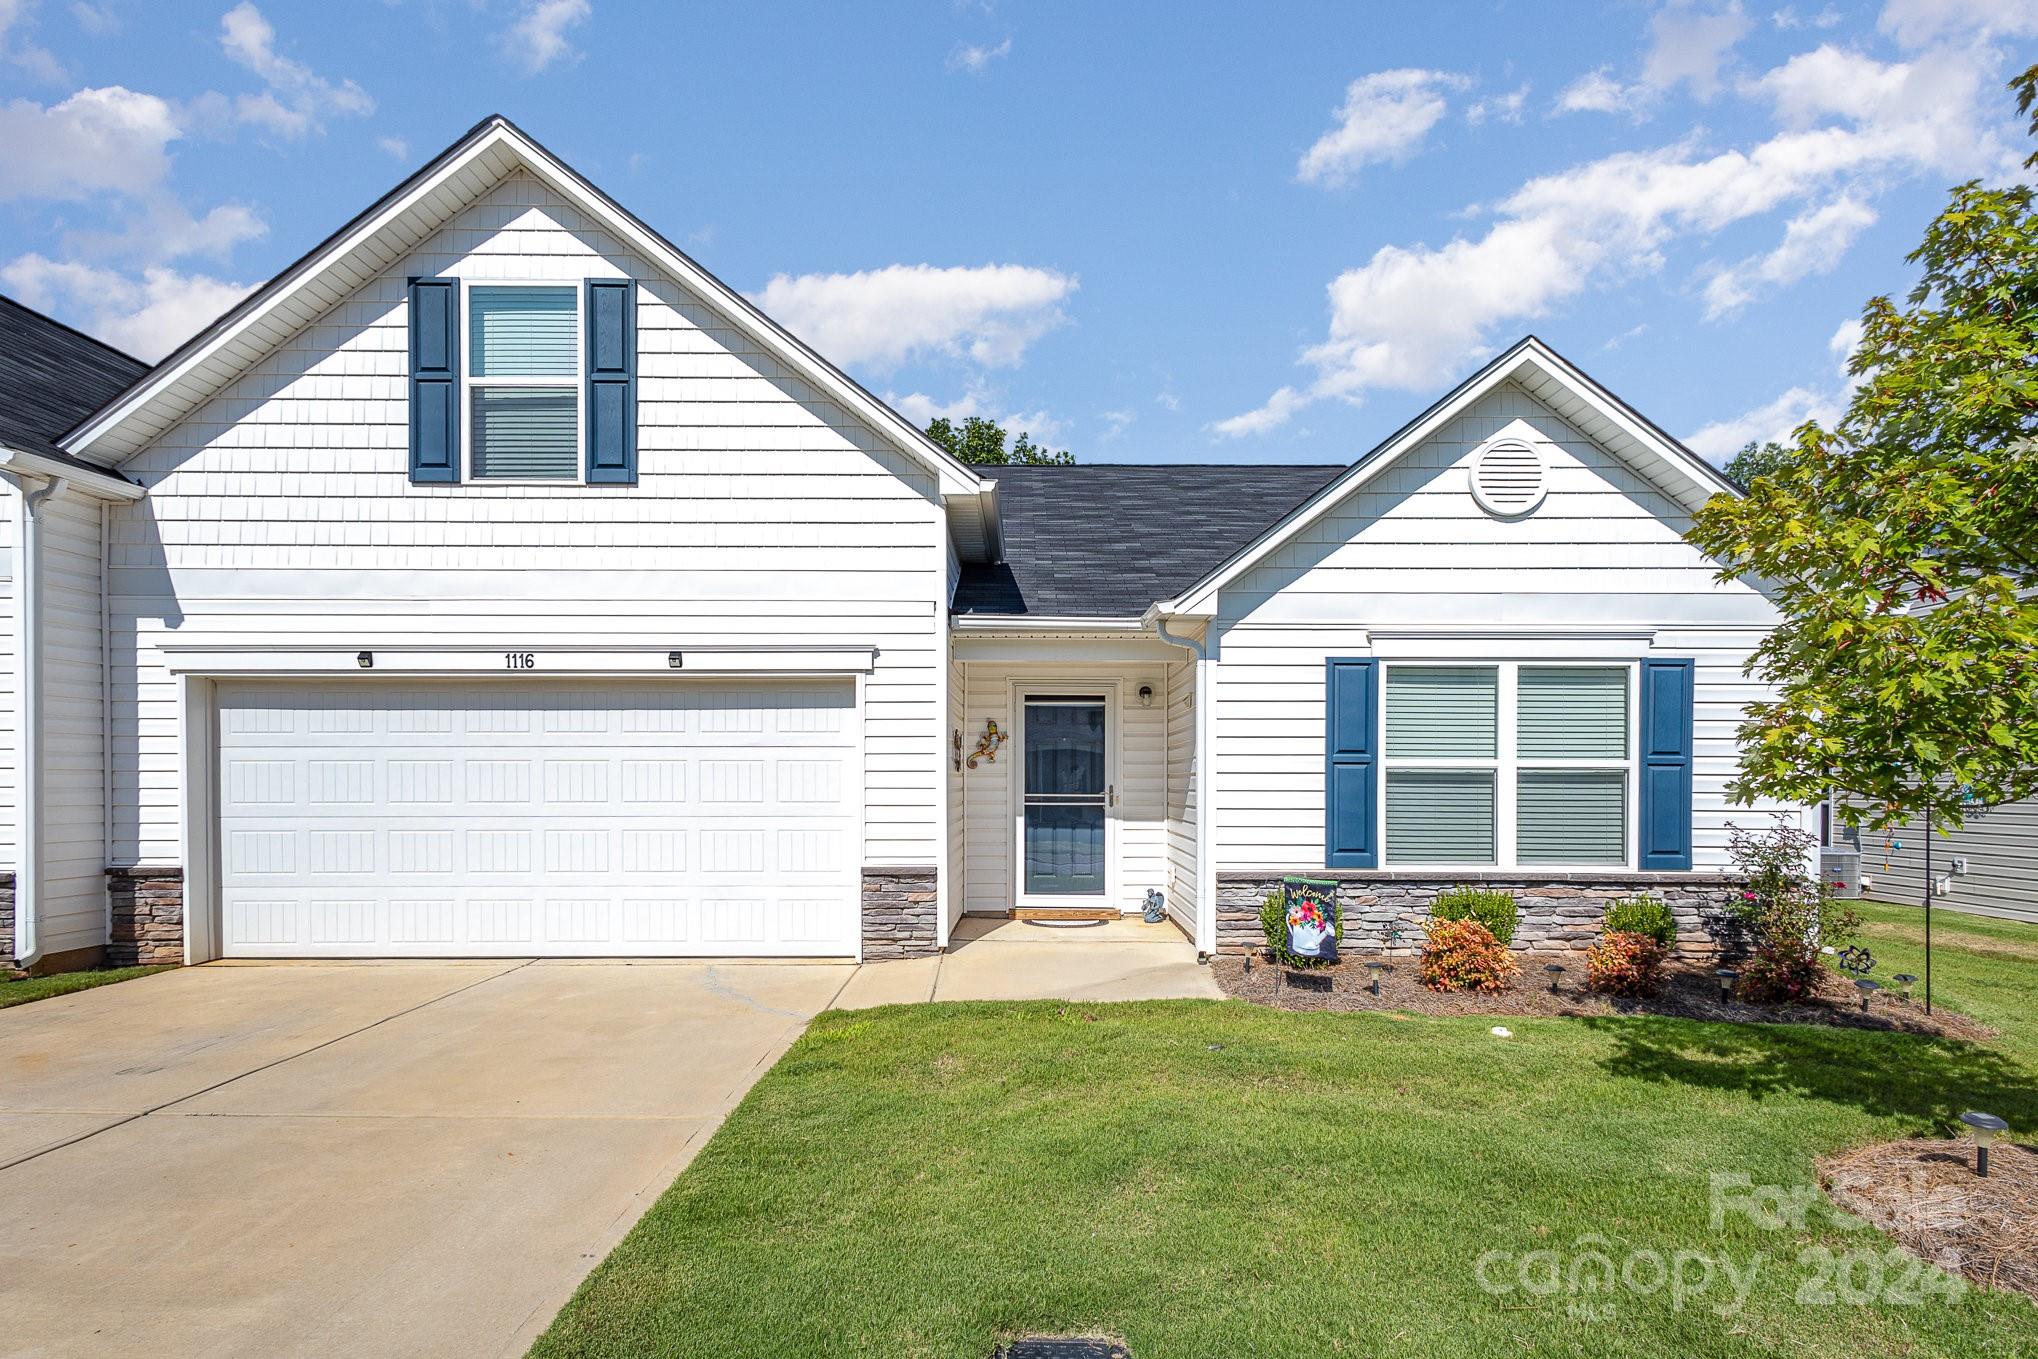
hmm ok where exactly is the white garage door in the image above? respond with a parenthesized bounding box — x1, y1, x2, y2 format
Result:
(215, 680, 860, 958)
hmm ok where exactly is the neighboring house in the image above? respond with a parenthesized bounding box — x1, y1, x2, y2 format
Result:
(1837, 802, 2038, 925)
(0, 298, 150, 971)
(2, 116, 1802, 974)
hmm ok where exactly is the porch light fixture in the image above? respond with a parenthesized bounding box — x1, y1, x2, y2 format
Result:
(1959, 1110, 2009, 1177)
(1715, 968, 1739, 1001)
(356, 651, 373, 669)
(1545, 963, 1565, 995)
(1137, 684, 1154, 708)
(1894, 973, 1918, 1000)
(1854, 978, 1880, 1012)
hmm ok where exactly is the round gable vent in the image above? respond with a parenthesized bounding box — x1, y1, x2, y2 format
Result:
(1469, 438, 1547, 516)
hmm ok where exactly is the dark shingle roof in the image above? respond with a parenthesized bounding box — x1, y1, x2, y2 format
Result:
(0, 295, 150, 474)
(954, 463, 1345, 618)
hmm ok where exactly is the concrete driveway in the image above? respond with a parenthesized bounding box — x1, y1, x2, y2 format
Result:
(0, 960, 850, 1359)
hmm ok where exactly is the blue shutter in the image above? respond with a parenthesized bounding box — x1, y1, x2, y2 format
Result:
(1324, 658, 1378, 868)
(407, 277, 459, 484)
(584, 279, 637, 485)
(1638, 659, 1695, 870)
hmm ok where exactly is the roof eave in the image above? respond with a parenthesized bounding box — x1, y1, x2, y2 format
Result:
(0, 444, 144, 499)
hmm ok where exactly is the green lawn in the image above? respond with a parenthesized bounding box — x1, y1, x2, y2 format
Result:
(537, 918, 2038, 1359)
(0, 965, 169, 1010)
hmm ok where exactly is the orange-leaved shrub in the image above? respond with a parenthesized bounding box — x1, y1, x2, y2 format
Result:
(1585, 929, 1667, 997)
(1418, 917, 1518, 993)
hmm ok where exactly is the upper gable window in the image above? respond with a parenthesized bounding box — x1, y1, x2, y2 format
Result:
(467, 285, 580, 481)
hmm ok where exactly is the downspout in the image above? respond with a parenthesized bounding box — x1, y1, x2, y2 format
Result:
(13, 475, 67, 969)
(1152, 615, 1216, 959)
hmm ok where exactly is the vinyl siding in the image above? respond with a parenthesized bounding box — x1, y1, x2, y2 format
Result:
(945, 649, 966, 932)
(0, 483, 15, 873)
(109, 171, 946, 870)
(1847, 800, 2038, 924)
(35, 493, 106, 956)
(957, 662, 1171, 915)
(1210, 382, 1802, 873)
(1164, 651, 1197, 933)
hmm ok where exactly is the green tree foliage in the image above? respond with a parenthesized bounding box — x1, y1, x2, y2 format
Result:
(925, 415, 1073, 465)
(1687, 67, 2038, 830)
(1724, 439, 1794, 488)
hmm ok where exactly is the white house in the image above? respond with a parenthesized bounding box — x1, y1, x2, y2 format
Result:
(1, 116, 1799, 974)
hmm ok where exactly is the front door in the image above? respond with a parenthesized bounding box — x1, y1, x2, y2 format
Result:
(1020, 696, 1110, 900)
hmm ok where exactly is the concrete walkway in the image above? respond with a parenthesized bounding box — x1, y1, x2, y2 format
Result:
(832, 915, 1221, 1009)
(0, 925, 1215, 1358)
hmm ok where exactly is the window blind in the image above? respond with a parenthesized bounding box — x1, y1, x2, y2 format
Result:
(1385, 769, 1496, 863)
(469, 286, 577, 377)
(1518, 667, 1628, 759)
(471, 387, 577, 480)
(1517, 770, 1626, 864)
(1385, 666, 1497, 758)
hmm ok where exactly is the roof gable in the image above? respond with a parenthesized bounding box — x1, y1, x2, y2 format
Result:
(1155, 336, 1741, 616)
(59, 116, 986, 497)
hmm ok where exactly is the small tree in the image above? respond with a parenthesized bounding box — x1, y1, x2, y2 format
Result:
(925, 415, 1073, 466)
(1687, 65, 2038, 833)
(1725, 820, 1860, 1005)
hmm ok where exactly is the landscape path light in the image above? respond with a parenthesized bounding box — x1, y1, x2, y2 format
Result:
(1959, 1111, 2009, 1177)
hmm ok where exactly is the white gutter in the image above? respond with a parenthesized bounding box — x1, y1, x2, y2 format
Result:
(0, 446, 142, 502)
(11, 474, 68, 969)
(1151, 613, 1217, 959)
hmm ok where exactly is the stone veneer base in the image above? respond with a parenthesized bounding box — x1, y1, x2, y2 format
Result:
(108, 866, 184, 967)
(862, 866, 941, 960)
(1, 871, 13, 967)
(1216, 870, 1745, 960)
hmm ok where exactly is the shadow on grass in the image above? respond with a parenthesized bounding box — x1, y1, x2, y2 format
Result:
(1583, 1015, 2038, 1131)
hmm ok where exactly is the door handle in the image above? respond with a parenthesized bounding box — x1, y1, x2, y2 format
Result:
(1108, 784, 1116, 808)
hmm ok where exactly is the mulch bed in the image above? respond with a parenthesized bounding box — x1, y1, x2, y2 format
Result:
(1210, 952, 1994, 1041)
(1823, 1138, 2038, 1301)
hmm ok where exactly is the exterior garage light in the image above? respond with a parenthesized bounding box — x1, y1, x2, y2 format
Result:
(667, 651, 684, 669)
(356, 651, 373, 669)
(1137, 684, 1154, 708)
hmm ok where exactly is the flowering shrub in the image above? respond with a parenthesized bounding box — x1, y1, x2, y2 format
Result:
(1419, 918, 1519, 993)
(1585, 929, 1668, 997)
(1725, 820, 1861, 1005)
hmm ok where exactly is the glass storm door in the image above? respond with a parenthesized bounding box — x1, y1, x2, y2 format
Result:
(1022, 697, 1109, 897)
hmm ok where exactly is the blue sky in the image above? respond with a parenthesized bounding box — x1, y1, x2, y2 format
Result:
(1, 0, 2031, 465)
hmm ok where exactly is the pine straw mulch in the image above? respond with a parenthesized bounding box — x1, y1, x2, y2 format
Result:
(1823, 1138, 2038, 1301)
(1210, 951, 1995, 1041)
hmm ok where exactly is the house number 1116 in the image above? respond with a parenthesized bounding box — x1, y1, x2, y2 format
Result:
(504, 652, 537, 669)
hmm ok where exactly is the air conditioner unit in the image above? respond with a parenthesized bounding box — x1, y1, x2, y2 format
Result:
(1820, 849, 1862, 899)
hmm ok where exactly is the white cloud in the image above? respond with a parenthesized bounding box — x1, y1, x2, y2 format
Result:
(1643, 3, 1751, 99)
(0, 86, 180, 200)
(1771, 5, 1842, 29)
(887, 389, 981, 427)
(1684, 317, 1864, 460)
(1554, 67, 1650, 117)
(220, 2, 372, 137)
(377, 134, 408, 161)
(1297, 69, 1469, 187)
(947, 36, 1010, 73)
(1878, 0, 2038, 47)
(0, 0, 66, 82)
(70, 1, 117, 34)
(500, 0, 591, 74)
(0, 253, 252, 360)
(1466, 84, 1530, 126)
(754, 263, 1076, 373)
(1099, 408, 1134, 440)
(1703, 195, 1876, 317)
(1218, 45, 2002, 436)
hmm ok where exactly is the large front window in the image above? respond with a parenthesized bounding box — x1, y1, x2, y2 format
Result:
(1381, 663, 1632, 868)
(466, 285, 580, 481)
